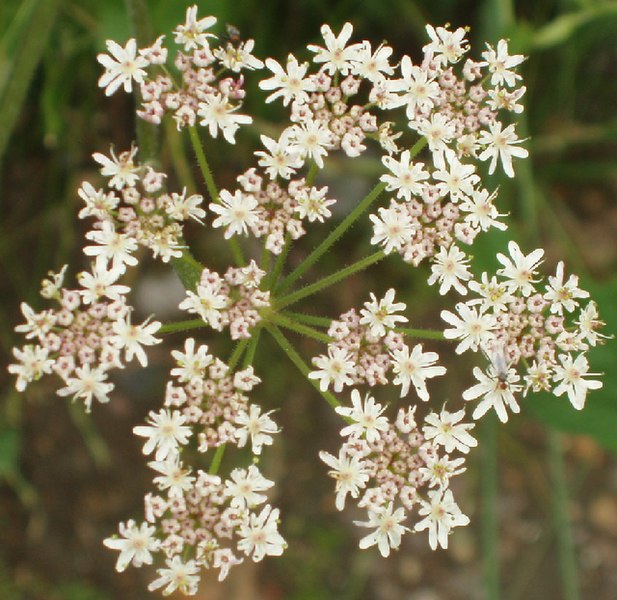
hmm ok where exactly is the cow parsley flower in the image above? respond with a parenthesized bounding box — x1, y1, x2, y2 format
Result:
(552, 353, 602, 410)
(335, 389, 389, 443)
(355, 502, 409, 557)
(415, 489, 470, 550)
(97, 39, 149, 96)
(103, 520, 159, 572)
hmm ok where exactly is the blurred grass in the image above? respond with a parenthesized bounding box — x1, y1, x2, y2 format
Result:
(0, 0, 616, 599)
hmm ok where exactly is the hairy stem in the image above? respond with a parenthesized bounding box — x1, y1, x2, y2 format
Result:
(158, 319, 207, 335)
(283, 311, 332, 328)
(188, 126, 244, 266)
(272, 313, 332, 344)
(265, 324, 341, 412)
(275, 250, 385, 310)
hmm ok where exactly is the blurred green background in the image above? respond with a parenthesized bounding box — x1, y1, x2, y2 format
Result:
(1, 0, 617, 599)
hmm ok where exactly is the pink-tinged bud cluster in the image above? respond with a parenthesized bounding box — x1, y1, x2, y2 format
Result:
(122, 6, 262, 142)
(309, 290, 447, 401)
(178, 262, 270, 340)
(321, 392, 474, 554)
(104, 340, 285, 589)
(212, 169, 335, 254)
(83, 145, 206, 263)
(441, 241, 607, 422)
(9, 264, 161, 411)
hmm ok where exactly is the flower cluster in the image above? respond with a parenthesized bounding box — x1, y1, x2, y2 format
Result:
(84, 145, 206, 263)
(212, 168, 336, 254)
(442, 241, 606, 422)
(9, 261, 161, 412)
(309, 289, 446, 401)
(178, 262, 270, 340)
(104, 338, 285, 591)
(321, 391, 473, 555)
(369, 27, 528, 290)
(99, 6, 261, 142)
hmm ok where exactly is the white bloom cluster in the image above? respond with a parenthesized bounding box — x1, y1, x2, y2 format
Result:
(103, 338, 285, 590)
(86, 145, 206, 263)
(178, 262, 270, 340)
(98, 6, 261, 142)
(441, 241, 605, 421)
(309, 290, 446, 401)
(321, 392, 473, 554)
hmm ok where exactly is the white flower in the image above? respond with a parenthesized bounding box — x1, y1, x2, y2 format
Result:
(369, 204, 414, 254)
(111, 314, 162, 367)
(390, 344, 446, 400)
(575, 301, 607, 347)
(309, 346, 355, 393)
(423, 24, 469, 67)
(84, 221, 138, 273)
(214, 39, 264, 72)
(210, 189, 259, 238)
(496, 241, 544, 297)
(8, 344, 54, 392)
(166, 189, 206, 223)
(416, 113, 455, 155)
(234, 404, 279, 455)
(459, 188, 507, 232)
(415, 489, 470, 550)
(77, 181, 119, 220)
(432, 150, 480, 202)
(255, 132, 303, 180)
(288, 119, 333, 169)
(103, 520, 159, 572)
(359, 288, 408, 338)
(259, 54, 316, 106)
(480, 39, 525, 88)
(478, 122, 528, 178)
(389, 56, 440, 117)
(92, 146, 140, 190)
(294, 185, 336, 222)
(544, 261, 589, 315)
(421, 453, 466, 489)
(427, 245, 472, 295)
(148, 556, 200, 596)
(335, 389, 389, 443)
(467, 273, 514, 312)
(380, 150, 430, 201)
(237, 504, 286, 562)
(178, 282, 228, 329)
(441, 302, 497, 354)
(319, 448, 370, 510)
(463, 365, 522, 423)
(133, 409, 191, 461)
(351, 40, 394, 82)
(57, 364, 114, 412)
(97, 38, 149, 96)
(173, 5, 217, 51)
(224, 465, 274, 509)
(307, 23, 362, 75)
(197, 93, 252, 144)
(14, 302, 56, 340)
(423, 408, 477, 454)
(355, 502, 409, 557)
(552, 354, 602, 410)
(170, 338, 214, 383)
(77, 260, 130, 305)
(149, 457, 195, 498)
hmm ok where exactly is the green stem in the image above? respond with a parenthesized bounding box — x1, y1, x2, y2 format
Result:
(269, 233, 292, 290)
(482, 413, 500, 600)
(171, 246, 205, 291)
(208, 444, 225, 475)
(265, 324, 342, 412)
(159, 319, 207, 335)
(228, 337, 250, 370)
(276, 250, 385, 310)
(548, 430, 580, 600)
(188, 126, 244, 266)
(306, 161, 319, 186)
(276, 181, 387, 294)
(243, 328, 262, 367)
(124, 0, 158, 163)
(395, 327, 446, 341)
(284, 311, 332, 328)
(272, 313, 332, 344)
